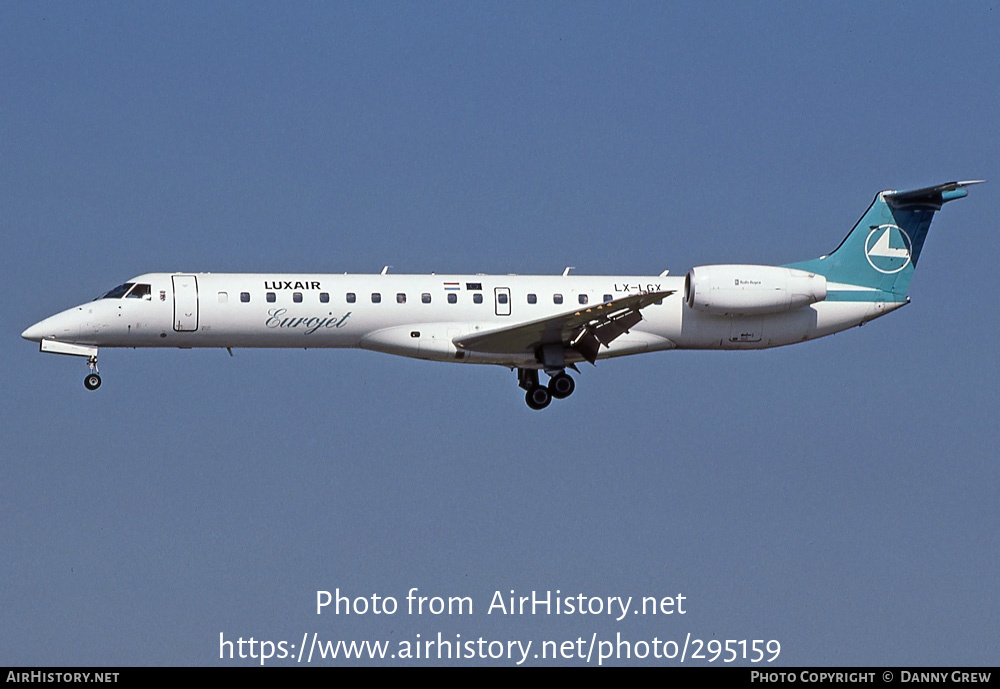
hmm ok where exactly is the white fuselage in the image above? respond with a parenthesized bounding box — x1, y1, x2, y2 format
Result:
(22, 181, 975, 407)
(23, 271, 900, 370)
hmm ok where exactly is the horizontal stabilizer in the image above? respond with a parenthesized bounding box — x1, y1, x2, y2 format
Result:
(884, 180, 985, 209)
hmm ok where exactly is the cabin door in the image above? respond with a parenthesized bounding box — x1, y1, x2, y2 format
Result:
(172, 275, 199, 332)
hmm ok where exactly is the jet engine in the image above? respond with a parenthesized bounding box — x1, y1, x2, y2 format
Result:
(684, 265, 827, 316)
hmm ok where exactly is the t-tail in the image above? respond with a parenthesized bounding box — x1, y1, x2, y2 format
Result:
(786, 180, 983, 302)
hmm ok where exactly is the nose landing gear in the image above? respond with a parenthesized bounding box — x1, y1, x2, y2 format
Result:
(83, 354, 101, 391)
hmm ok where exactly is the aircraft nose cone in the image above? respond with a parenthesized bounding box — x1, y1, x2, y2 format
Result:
(21, 308, 86, 342)
(22, 321, 45, 342)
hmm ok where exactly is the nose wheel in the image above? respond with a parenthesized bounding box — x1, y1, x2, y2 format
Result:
(83, 354, 101, 391)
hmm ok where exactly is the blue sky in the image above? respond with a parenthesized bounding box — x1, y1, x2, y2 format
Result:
(3, 2, 998, 666)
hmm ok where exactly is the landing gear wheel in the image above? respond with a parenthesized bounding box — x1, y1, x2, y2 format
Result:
(525, 385, 551, 410)
(84, 373, 102, 391)
(548, 372, 575, 399)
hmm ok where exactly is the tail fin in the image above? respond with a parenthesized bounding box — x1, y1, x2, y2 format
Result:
(787, 181, 982, 300)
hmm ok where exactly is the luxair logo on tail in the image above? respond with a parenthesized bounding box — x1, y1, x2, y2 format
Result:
(864, 224, 912, 274)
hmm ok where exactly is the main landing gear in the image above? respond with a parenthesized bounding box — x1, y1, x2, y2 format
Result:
(517, 368, 576, 410)
(83, 354, 101, 391)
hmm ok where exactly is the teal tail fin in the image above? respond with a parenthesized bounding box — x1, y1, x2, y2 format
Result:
(787, 181, 982, 301)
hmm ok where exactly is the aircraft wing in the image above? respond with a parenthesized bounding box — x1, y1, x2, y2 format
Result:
(454, 290, 674, 364)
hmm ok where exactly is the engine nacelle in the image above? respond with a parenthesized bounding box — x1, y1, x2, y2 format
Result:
(685, 265, 827, 316)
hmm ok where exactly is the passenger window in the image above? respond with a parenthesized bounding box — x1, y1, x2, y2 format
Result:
(421, 293, 431, 304)
(603, 294, 613, 303)
(372, 293, 381, 303)
(347, 292, 356, 303)
(127, 283, 152, 300)
(498, 293, 508, 304)
(447, 293, 457, 304)
(396, 293, 406, 304)
(527, 293, 537, 304)
(241, 292, 251, 303)
(266, 292, 276, 303)
(578, 294, 588, 305)
(218, 291, 229, 303)
(473, 293, 483, 304)
(319, 292, 329, 303)
(293, 292, 303, 303)
(553, 294, 563, 304)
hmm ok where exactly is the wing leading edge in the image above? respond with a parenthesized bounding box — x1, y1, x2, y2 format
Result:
(454, 290, 675, 364)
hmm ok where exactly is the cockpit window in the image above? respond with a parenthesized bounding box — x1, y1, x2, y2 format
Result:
(126, 283, 151, 299)
(98, 283, 134, 300)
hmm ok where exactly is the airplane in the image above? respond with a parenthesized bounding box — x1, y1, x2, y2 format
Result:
(22, 180, 980, 409)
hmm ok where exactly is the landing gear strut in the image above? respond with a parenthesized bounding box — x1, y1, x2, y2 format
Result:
(84, 355, 101, 391)
(517, 368, 575, 410)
